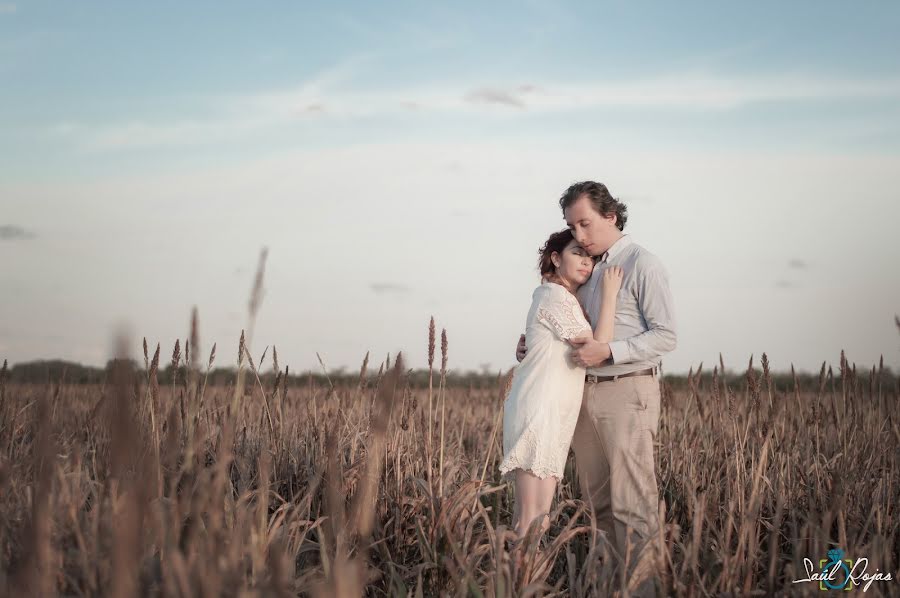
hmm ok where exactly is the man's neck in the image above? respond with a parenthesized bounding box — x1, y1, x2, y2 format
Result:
(598, 231, 624, 255)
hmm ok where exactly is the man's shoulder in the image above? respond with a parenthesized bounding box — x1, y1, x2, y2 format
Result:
(625, 240, 666, 270)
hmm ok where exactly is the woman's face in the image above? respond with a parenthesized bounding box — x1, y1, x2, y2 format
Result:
(552, 239, 594, 287)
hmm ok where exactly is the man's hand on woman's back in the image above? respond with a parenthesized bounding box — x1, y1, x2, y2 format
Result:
(516, 333, 527, 362)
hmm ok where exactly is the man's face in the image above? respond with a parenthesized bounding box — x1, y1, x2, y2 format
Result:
(563, 194, 618, 257)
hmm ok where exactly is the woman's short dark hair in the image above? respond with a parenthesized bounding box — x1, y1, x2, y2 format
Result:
(558, 181, 627, 231)
(538, 229, 576, 279)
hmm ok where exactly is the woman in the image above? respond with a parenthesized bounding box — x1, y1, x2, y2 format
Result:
(499, 228, 622, 541)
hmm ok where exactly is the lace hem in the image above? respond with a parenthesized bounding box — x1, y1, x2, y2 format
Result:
(498, 458, 563, 481)
(498, 426, 570, 481)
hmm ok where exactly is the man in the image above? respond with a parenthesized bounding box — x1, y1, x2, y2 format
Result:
(515, 181, 676, 595)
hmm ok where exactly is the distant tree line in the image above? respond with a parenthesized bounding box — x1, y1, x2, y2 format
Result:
(2, 357, 897, 394)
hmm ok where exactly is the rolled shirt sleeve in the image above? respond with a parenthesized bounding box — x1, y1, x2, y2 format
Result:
(607, 256, 677, 364)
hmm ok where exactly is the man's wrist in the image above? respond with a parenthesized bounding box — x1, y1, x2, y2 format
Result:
(607, 340, 629, 364)
(601, 343, 612, 366)
(588, 342, 612, 367)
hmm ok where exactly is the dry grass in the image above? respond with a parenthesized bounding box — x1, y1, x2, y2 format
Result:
(1, 353, 898, 596)
(1, 263, 898, 596)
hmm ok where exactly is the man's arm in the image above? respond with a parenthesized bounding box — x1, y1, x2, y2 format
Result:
(568, 337, 611, 367)
(607, 256, 676, 364)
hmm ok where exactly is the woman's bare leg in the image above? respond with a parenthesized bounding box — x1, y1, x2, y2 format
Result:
(513, 469, 557, 539)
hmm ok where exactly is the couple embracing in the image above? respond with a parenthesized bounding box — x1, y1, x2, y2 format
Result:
(498, 181, 677, 593)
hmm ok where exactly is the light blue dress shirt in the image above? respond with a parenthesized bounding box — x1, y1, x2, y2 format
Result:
(576, 234, 677, 376)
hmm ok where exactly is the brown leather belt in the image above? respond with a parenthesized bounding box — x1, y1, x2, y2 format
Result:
(585, 367, 657, 384)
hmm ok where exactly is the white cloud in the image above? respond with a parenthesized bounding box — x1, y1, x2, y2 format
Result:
(0, 225, 36, 241)
(47, 70, 900, 151)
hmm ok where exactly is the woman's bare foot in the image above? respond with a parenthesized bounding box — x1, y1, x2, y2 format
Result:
(513, 515, 553, 586)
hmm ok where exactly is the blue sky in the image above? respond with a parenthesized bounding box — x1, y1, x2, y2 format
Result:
(2, 1, 899, 374)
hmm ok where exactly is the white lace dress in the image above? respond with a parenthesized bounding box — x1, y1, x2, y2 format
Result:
(499, 281, 592, 480)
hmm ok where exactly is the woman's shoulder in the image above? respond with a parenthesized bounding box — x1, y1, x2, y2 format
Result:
(539, 281, 578, 303)
(532, 280, 559, 301)
(534, 280, 566, 295)
(531, 283, 580, 317)
(532, 280, 553, 297)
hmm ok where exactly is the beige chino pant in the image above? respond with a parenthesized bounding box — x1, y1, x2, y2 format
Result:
(571, 372, 662, 594)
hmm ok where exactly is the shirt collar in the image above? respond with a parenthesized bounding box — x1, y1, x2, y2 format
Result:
(597, 234, 632, 263)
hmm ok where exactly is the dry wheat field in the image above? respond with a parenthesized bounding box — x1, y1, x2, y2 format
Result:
(1, 273, 898, 596)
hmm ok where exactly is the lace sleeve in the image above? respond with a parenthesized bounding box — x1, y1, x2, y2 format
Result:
(536, 291, 591, 340)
